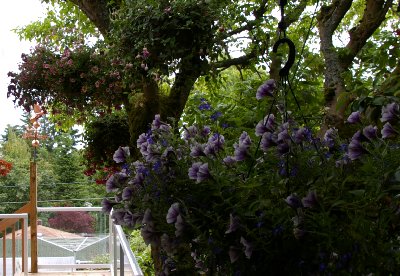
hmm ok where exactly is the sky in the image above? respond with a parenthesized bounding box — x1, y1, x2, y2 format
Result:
(0, 0, 46, 135)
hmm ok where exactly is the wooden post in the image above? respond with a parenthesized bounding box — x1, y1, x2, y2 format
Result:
(30, 161, 38, 273)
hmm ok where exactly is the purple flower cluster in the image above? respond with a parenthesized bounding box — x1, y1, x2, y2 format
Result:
(256, 79, 276, 100)
(255, 114, 275, 136)
(347, 111, 361, 124)
(324, 128, 337, 149)
(198, 98, 212, 111)
(113, 146, 130, 163)
(234, 132, 252, 161)
(188, 162, 211, 183)
(381, 102, 399, 123)
(284, 191, 318, 239)
(225, 214, 240, 234)
(166, 202, 185, 237)
(141, 209, 159, 246)
(204, 133, 225, 155)
(106, 172, 128, 192)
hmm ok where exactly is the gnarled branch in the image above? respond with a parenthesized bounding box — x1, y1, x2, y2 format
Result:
(68, 0, 112, 35)
(341, 0, 393, 69)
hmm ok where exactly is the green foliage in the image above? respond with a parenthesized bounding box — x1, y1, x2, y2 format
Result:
(129, 230, 154, 276)
(82, 111, 130, 181)
(14, 0, 98, 50)
(0, 121, 105, 211)
(110, 0, 224, 69)
(104, 81, 400, 273)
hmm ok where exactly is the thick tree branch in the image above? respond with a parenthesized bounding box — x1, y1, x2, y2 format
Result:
(68, 0, 112, 36)
(340, 0, 393, 69)
(317, 0, 353, 127)
(162, 56, 204, 120)
(317, 0, 353, 36)
(211, 51, 257, 70)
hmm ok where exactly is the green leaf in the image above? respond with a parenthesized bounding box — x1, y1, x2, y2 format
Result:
(348, 189, 365, 197)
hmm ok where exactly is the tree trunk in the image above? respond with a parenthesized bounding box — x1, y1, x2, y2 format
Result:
(317, 0, 393, 131)
(124, 79, 160, 158)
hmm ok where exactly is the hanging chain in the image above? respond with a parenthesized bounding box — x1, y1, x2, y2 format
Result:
(278, 0, 288, 38)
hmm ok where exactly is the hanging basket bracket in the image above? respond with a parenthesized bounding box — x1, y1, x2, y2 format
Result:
(272, 37, 296, 77)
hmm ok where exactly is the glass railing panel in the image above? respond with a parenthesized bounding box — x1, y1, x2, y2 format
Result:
(37, 207, 110, 272)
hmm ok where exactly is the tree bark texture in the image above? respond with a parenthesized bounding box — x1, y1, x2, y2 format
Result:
(317, 0, 392, 129)
(69, 0, 113, 35)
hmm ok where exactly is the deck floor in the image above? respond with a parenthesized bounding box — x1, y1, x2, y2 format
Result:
(28, 271, 111, 276)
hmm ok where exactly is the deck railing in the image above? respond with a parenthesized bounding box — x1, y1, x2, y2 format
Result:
(0, 206, 143, 275)
(110, 209, 143, 276)
(0, 213, 28, 276)
(38, 206, 144, 275)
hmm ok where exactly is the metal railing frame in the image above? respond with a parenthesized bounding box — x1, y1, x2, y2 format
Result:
(0, 213, 29, 276)
(37, 206, 143, 275)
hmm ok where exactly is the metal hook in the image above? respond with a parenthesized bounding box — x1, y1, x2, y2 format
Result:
(272, 37, 296, 77)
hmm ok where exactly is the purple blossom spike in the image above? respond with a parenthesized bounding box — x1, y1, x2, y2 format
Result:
(123, 212, 140, 227)
(335, 154, 350, 167)
(260, 132, 277, 151)
(351, 130, 365, 142)
(277, 129, 290, 143)
(324, 128, 337, 148)
(204, 133, 225, 155)
(101, 198, 114, 214)
(115, 194, 122, 203)
(111, 209, 126, 225)
(285, 194, 302, 209)
(348, 139, 366, 160)
(347, 111, 361, 124)
(381, 122, 398, 139)
(277, 142, 290, 155)
(293, 127, 310, 144)
(113, 146, 130, 163)
(229, 246, 241, 263)
(137, 133, 147, 148)
(197, 163, 211, 182)
(166, 203, 180, 224)
(201, 126, 211, 137)
(255, 120, 268, 136)
(190, 144, 205, 157)
(234, 144, 249, 161)
(199, 102, 212, 110)
(255, 114, 275, 136)
(302, 191, 318, 208)
(223, 156, 236, 165)
(240, 237, 253, 259)
(175, 214, 185, 237)
(161, 146, 174, 159)
(381, 102, 400, 123)
(188, 162, 202, 180)
(210, 111, 222, 121)
(142, 209, 153, 226)
(239, 132, 252, 147)
(225, 214, 240, 234)
(363, 125, 378, 140)
(151, 114, 162, 129)
(106, 172, 128, 192)
(256, 79, 276, 100)
(122, 187, 134, 200)
(184, 125, 198, 140)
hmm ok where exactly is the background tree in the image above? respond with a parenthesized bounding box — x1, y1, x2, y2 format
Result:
(48, 211, 95, 233)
